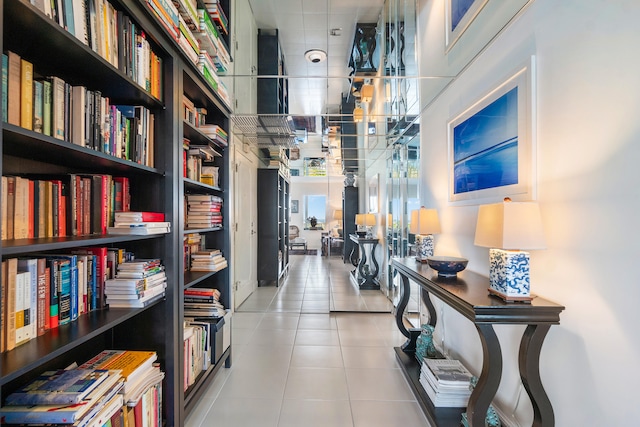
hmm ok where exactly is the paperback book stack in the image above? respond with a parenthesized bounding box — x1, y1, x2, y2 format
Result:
(0, 366, 125, 425)
(80, 350, 164, 424)
(104, 258, 167, 308)
(186, 194, 223, 229)
(197, 123, 228, 147)
(107, 211, 171, 235)
(190, 249, 227, 272)
(183, 287, 226, 318)
(419, 358, 473, 408)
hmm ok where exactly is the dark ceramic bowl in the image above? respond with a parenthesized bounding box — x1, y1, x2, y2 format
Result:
(426, 256, 468, 278)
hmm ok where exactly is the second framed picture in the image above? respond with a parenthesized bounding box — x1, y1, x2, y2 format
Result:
(448, 56, 536, 205)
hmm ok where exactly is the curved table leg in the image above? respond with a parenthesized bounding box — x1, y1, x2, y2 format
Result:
(519, 324, 554, 427)
(395, 271, 420, 352)
(421, 288, 437, 327)
(468, 324, 502, 427)
(370, 241, 379, 278)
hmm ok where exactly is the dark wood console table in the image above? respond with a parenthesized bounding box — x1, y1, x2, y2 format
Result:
(391, 257, 564, 427)
(349, 234, 380, 289)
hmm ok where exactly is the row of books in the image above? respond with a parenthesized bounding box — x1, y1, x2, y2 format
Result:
(0, 349, 163, 426)
(183, 94, 208, 128)
(2, 52, 156, 166)
(419, 358, 473, 408)
(1, 174, 131, 241)
(0, 247, 145, 353)
(183, 139, 221, 185)
(183, 232, 204, 271)
(185, 194, 223, 229)
(184, 286, 226, 389)
(29, 0, 163, 98)
(107, 211, 171, 236)
(104, 258, 167, 308)
(147, 0, 230, 105)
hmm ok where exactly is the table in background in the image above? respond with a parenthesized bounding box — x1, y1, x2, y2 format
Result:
(349, 234, 380, 289)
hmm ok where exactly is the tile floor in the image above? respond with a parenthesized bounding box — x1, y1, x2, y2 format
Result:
(184, 254, 431, 427)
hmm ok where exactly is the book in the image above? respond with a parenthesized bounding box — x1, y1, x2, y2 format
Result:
(106, 226, 170, 235)
(1, 53, 6, 123)
(18, 258, 39, 340)
(114, 211, 165, 222)
(4, 258, 17, 351)
(20, 59, 34, 130)
(51, 75, 66, 140)
(14, 271, 32, 345)
(3, 368, 110, 405)
(79, 350, 157, 393)
(41, 78, 53, 136)
(7, 51, 21, 126)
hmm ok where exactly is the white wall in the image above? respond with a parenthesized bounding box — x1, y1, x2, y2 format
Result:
(418, 0, 640, 425)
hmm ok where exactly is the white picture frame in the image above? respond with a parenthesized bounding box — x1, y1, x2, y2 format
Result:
(447, 56, 536, 205)
(445, 0, 489, 52)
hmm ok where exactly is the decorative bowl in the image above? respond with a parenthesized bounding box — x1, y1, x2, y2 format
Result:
(426, 256, 468, 278)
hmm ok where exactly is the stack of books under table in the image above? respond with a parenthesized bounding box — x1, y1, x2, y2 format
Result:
(419, 358, 473, 408)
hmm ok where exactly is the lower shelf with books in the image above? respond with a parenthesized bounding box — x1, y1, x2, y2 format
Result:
(0, 304, 164, 387)
(184, 346, 231, 416)
(394, 347, 465, 427)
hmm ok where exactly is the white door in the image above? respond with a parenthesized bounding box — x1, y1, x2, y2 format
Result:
(233, 151, 257, 308)
(233, 0, 257, 115)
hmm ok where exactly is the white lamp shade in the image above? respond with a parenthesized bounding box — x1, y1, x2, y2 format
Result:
(361, 84, 374, 103)
(353, 107, 364, 123)
(474, 200, 546, 250)
(409, 208, 441, 235)
(355, 214, 364, 225)
(363, 213, 376, 226)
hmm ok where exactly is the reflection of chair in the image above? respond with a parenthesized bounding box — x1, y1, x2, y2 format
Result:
(289, 225, 307, 251)
(289, 225, 299, 240)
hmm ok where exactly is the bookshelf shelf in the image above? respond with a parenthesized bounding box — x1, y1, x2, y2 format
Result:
(183, 346, 230, 412)
(0, 301, 163, 386)
(184, 269, 227, 289)
(1, 234, 167, 256)
(2, 125, 163, 175)
(184, 177, 223, 193)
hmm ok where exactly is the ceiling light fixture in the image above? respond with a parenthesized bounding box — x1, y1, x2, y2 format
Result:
(305, 49, 327, 64)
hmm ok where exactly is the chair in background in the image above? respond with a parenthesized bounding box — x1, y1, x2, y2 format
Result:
(289, 225, 307, 251)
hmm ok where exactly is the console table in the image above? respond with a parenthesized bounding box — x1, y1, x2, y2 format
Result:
(349, 234, 380, 289)
(391, 257, 564, 427)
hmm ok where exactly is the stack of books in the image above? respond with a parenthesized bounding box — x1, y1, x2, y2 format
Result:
(186, 194, 223, 229)
(79, 350, 164, 411)
(104, 258, 167, 308)
(107, 211, 171, 235)
(190, 249, 227, 272)
(0, 366, 124, 425)
(198, 123, 228, 147)
(419, 358, 473, 408)
(183, 287, 226, 318)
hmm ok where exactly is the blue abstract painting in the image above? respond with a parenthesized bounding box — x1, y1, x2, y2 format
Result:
(453, 87, 519, 195)
(451, 0, 476, 32)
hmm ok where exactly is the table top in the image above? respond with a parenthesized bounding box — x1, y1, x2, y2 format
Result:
(392, 257, 564, 325)
(349, 234, 379, 244)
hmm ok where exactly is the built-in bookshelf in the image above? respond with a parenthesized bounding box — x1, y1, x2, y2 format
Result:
(0, 0, 233, 425)
(181, 65, 231, 415)
(257, 168, 289, 285)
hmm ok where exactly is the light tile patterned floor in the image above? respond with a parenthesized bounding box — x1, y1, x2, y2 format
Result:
(184, 254, 431, 427)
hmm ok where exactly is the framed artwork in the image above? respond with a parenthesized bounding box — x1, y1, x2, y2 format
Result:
(445, 0, 489, 52)
(291, 200, 299, 213)
(448, 57, 536, 205)
(368, 174, 379, 213)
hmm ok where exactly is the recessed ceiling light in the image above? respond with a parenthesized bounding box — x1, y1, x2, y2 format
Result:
(304, 49, 327, 64)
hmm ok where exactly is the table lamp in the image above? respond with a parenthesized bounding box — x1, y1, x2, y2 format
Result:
(333, 209, 343, 236)
(409, 207, 441, 262)
(474, 198, 546, 302)
(355, 213, 375, 237)
(355, 214, 366, 237)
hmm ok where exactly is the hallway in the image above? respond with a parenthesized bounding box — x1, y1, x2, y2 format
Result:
(185, 254, 430, 426)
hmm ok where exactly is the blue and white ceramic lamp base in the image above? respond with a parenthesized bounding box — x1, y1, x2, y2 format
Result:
(488, 248, 533, 302)
(415, 234, 434, 262)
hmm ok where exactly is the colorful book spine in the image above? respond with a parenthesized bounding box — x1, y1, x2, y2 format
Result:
(2, 53, 7, 123)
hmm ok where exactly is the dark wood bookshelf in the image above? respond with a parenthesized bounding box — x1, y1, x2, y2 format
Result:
(3, 0, 166, 106)
(184, 269, 227, 289)
(184, 346, 230, 413)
